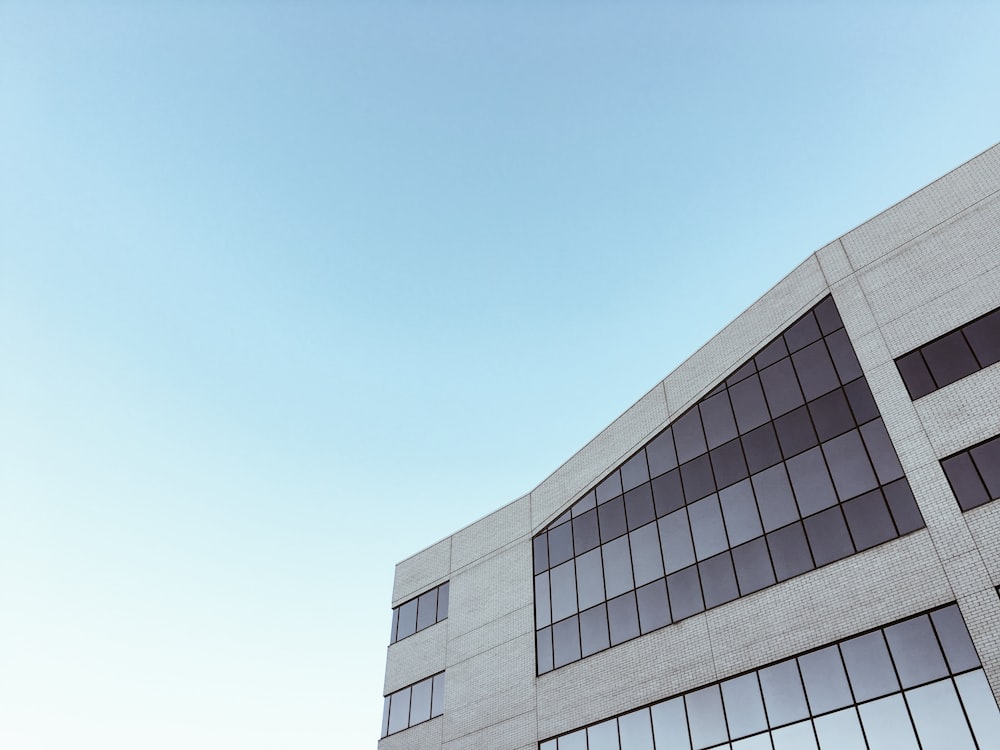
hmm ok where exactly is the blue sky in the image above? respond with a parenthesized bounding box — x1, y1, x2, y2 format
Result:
(1, 2, 998, 747)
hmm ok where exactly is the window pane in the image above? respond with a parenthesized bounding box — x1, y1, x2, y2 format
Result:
(576, 547, 606, 610)
(537, 627, 553, 673)
(785, 312, 822, 353)
(599, 496, 628, 542)
(437, 582, 449, 619)
(552, 615, 581, 668)
(667, 565, 704, 621)
(397, 599, 417, 640)
(699, 551, 739, 608)
(730, 374, 772, 434)
(883, 478, 924, 534)
(884, 614, 949, 688)
(759, 659, 809, 727)
(431, 673, 444, 717)
(416, 588, 438, 631)
(842, 489, 896, 551)
(720, 479, 763, 547)
(825, 328, 863, 384)
(752, 465, 800, 532)
(652, 469, 685, 517)
(803, 506, 855, 566)
(701, 391, 739, 449)
(767, 522, 814, 582)
(534, 533, 550, 573)
(711, 438, 750, 490)
(651, 697, 690, 749)
(621, 450, 651, 492)
(721, 672, 767, 738)
(844, 377, 879, 424)
(792, 339, 840, 401)
(549, 521, 575, 566)
(896, 350, 936, 399)
(558, 730, 586, 750)
(808, 388, 855, 442)
(630, 522, 665, 586)
(387, 687, 411, 734)
(799, 645, 852, 713)
(970, 437, 1000, 499)
(572, 490, 597, 517)
(858, 694, 919, 749)
(923, 330, 979, 388)
(755, 336, 789, 369)
(760, 358, 805, 418)
(840, 630, 899, 701)
(647, 428, 678, 478)
(550, 560, 578, 622)
(786, 447, 837, 517)
(659, 508, 696, 574)
(390, 608, 399, 644)
(732, 537, 775, 595)
(860, 419, 905, 485)
(771, 720, 818, 750)
(727, 359, 757, 387)
(618, 708, 655, 750)
(674, 408, 708, 464)
(636, 578, 670, 633)
(608, 592, 640, 645)
(580, 603, 610, 657)
(409, 677, 432, 724)
(597, 470, 623, 503)
(689, 494, 728, 561)
(942, 452, 990, 510)
(732, 734, 770, 750)
(686, 685, 729, 750)
(572, 508, 601, 555)
(535, 572, 551, 627)
(742, 422, 783, 474)
(602, 536, 635, 598)
(588, 718, 620, 750)
(823, 430, 878, 501)
(930, 604, 981, 673)
(814, 708, 865, 750)
(964, 309, 1000, 367)
(381, 695, 390, 738)
(906, 679, 976, 750)
(955, 670, 1000, 746)
(774, 405, 818, 459)
(814, 296, 844, 335)
(681, 454, 716, 503)
(625, 484, 657, 531)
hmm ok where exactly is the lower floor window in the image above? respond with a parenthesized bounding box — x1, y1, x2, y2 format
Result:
(381, 671, 444, 738)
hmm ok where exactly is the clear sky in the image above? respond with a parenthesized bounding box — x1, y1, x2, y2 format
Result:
(1, 1, 998, 748)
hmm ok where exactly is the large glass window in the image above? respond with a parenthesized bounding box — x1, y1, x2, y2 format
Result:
(538, 604, 996, 750)
(533, 297, 924, 673)
(941, 433, 1000, 511)
(389, 581, 449, 644)
(380, 672, 445, 738)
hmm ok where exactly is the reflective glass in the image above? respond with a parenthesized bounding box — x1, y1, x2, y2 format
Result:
(573, 508, 601, 555)
(647, 428, 678, 478)
(825, 329, 863, 384)
(766, 522, 813, 581)
(599, 496, 628, 542)
(550, 560, 578, 622)
(579, 603, 610, 657)
(742, 423, 783, 474)
(858, 694, 919, 749)
(651, 697, 690, 749)
(597, 471, 623, 503)
(719, 479, 763, 547)
(732, 734, 770, 750)
(813, 708, 865, 750)
(942, 452, 990, 510)
(686, 685, 728, 750)
(922, 330, 979, 388)
(721, 672, 767, 738)
(786, 447, 837, 516)
(844, 377, 879, 424)
(711, 438, 750, 490)
(823, 430, 878, 501)
(803, 506, 854, 565)
(814, 296, 844, 335)
(701, 391, 739, 449)
(416, 588, 438, 631)
(549, 521, 574, 567)
(759, 659, 809, 727)
(537, 627, 553, 673)
(572, 490, 597, 517)
(397, 599, 417, 640)
(630, 522, 664, 586)
(971, 437, 1000, 499)
(576, 547, 606, 610)
(588, 718, 620, 750)
(409, 677, 432, 724)
(843, 489, 896, 551)
(792, 339, 840, 401)
(699, 551, 739, 608)
(884, 615, 949, 688)
(625, 484, 656, 531)
(760, 358, 805, 418)
(390, 608, 398, 643)
(681, 454, 716, 503)
(552, 615, 581, 668)
(535, 572, 551, 627)
(387, 687, 410, 734)
(955, 670, 1000, 745)
(608, 592, 640, 645)
(906, 679, 976, 750)
(751, 465, 799, 532)
(689, 494, 729, 561)
(621, 450, 651, 492)
(667, 565, 704, 621)
(755, 336, 789, 369)
(840, 630, 898, 701)
(896, 350, 936, 399)
(774, 406, 818, 459)
(618, 708, 655, 750)
(732, 537, 775, 595)
(784, 312, 821, 353)
(602, 536, 635, 598)
(730, 374, 771, 434)
(558, 730, 586, 750)
(771, 721, 817, 750)
(808, 388, 855, 442)
(798, 645, 852, 713)
(882, 478, 923, 534)
(964, 308, 1000, 366)
(727, 359, 757, 387)
(652, 469, 685, 517)
(930, 604, 980, 672)
(431, 672, 445, 716)
(860, 419, 905, 485)
(636, 578, 670, 633)
(533, 534, 549, 573)
(381, 695, 390, 738)
(437, 582, 449, 619)
(659, 508, 696, 574)
(674, 408, 709, 464)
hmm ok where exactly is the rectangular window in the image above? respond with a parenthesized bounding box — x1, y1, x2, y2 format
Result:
(380, 672, 444, 738)
(389, 581, 449, 644)
(941, 433, 1000, 511)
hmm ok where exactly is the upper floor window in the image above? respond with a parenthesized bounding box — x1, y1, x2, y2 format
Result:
(390, 581, 449, 644)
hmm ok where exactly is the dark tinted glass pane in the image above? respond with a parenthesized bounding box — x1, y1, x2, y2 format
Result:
(397, 599, 417, 640)
(652, 469, 685, 517)
(580, 603, 611, 657)
(630, 522, 664, 586)
(549, 521, 574, 566)
(410, 677, 432, 724)
(701, 392, 739, 449)
(860, 419, 905, 485)
(535, 572, 551, 627)
(602, 536, 635, 598)
(970, 437, 1000, 499)
(844, 378, 879, 424)
(573, 508, 600, 554)
(760, 358, 805, 418)
(437, 583, 448, 619)
(752, 464, 800, 532)
(647, 428, 678, 478)
(666, 564, 704, 621)
(942, 453, 990, 511)
(767, 522, 814, 581)
(674, 408, 708, 464)
(814, 296, 844, 335)
(688, 494, 728, 561)
(784, 312, 822, 353)
(732, 537, 775, 595)
(636, 578, 670, 633)
(537, 627, 553, 673)
(431, 673, 445, 717)
(721, 672, 767, 738)
(799, 645, 852, 713)
(624, 484, 656, 531)
(730, 374, 771, 434)
(786, 447, 837, 516)
(621, 450, 651, 492)
(607, 592, 640, 645)
(826, 329, 863, 384)
(681, 454, 716, 503)
(659, 509, 695, 574)
(699, 551, 739, 608)
(599, 496, 628, 542)
(417, 588, 438, 631)
(896, 350, 936, 399)
(572, 489, 596, 517)
(923, 330, 980, 388)
(576, 547, 606, 610)
(387, 687, 411, 734)
(719, 478, 763, 546)
(390, 608, 399, 643)
(883, 478, 924, 534)
(840, 631, 899, 701)
(774, 405, 818, 459)
(809, 388, 856, 442)
(597, 471, 623, 504)
(710, 438, 749, 490)
(755, 336, 789, 369)
(533, 534, 549, 574)
(727, 359, 757, 387)
(964, 309, 1000, 367)
(824, 429, 879, 501)
(803, 506, 855, 565)
(550, 559, 578, 622)
(742, 422, 782, 474)
(759, 659, 809, 726)
(843, 489, 896, 550)
(552, 615, 581, 668)
(552, 509, 571, 527)
(686, 685, 728, 750)
(793, 339, 841, 401)
(930, 604, 981, 672)
(884, 614, 949, 687)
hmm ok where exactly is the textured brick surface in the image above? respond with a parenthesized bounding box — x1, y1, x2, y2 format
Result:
(379, 145, 1000, 748)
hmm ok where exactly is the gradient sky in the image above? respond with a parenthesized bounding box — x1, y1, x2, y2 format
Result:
(1, 2, 999, 748)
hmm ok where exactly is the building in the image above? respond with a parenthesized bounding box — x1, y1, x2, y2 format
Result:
(378, 144, 1000, 750)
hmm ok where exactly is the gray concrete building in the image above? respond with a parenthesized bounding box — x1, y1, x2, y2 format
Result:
(379, 144, 1000, 750)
